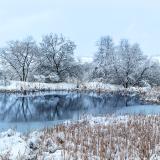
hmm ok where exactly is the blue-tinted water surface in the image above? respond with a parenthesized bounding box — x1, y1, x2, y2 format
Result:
(0, 91, 159, 132)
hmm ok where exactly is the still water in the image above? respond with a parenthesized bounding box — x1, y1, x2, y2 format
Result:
(0, 91, 160, 132)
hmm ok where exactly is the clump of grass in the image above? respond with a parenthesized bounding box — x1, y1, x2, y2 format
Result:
(2, 115, 159, 159)
(0, 151, 10, 160)
(35, 115, 160, 159)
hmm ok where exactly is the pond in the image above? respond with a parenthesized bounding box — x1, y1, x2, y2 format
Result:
(0, 91, 160, 132)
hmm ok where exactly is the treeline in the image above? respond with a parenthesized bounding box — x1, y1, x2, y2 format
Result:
(0, 33, 160, 88)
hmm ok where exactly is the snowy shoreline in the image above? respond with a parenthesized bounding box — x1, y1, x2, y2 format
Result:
(1, 82, 160, 159)
(0, 80, 160, 104)
(0, 115, 160, 160)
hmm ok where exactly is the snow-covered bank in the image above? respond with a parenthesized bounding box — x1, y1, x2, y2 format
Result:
(0, 80, 149, 94)
(0, 81, 123, 92)
(0, 81, 77, 92)
(0, 80, 160, 104)
(0, 115, 160, 160)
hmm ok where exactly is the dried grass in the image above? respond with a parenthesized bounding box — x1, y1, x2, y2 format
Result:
(0, 115, 159, 159)
(35, 115, 160, 159)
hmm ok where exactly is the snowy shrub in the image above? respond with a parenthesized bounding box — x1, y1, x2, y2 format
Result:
(47, 73, 60, 82)
(33, 75, 46, 82)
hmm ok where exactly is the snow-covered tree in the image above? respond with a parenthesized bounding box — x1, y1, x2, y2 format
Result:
(113, 40, 149, 88)
(93, 37, 153, 87)
(0, 37, 38, 81)
(143, 60, 160, 86)
(93, 36, 115, 81)
(38, 33, 76, 82)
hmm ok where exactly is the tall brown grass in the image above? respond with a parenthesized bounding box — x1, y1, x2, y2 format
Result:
(40, 115, 160, 159)
(1, 115, 159, 160)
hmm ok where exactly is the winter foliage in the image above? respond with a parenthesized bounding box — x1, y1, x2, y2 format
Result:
(93, 36, 160, 87)
(0, 34, 160, 88)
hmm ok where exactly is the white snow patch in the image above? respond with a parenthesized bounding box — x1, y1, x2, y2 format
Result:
(0, 81, 76, 91)
(0, 129, 29, 159)
(84, 115, 129, 126)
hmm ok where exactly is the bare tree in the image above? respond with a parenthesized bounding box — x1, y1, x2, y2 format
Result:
(38, 33, 76, 82)
(93, 36, 115, 81)
(114, 40, 149, 88)
(142, 60, 160, 86)
(93, 36, 152, 87)
(0, 37, 38, 81)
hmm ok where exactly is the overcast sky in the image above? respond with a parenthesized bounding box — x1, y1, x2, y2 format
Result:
(0, 0, 160, 59)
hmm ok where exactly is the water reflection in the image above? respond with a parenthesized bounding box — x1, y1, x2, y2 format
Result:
(0, 92, 140, 123)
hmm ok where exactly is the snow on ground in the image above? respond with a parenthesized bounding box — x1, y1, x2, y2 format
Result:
(79, 82, 123, 91)
(0, 80, 149, 93)
(0, 115, 160, 160)
(0, 115, 128, 159)
(0, 80, 77, 92)
(0, 80, 123, 92)
(0, 129, 29, 160)
(81, 114, 129, 126)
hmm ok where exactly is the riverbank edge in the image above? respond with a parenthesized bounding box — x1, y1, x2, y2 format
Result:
(0, 115, 160, 160)
(0, 81, 159, 104)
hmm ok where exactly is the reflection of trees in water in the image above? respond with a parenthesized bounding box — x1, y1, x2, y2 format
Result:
(33, 96, 61, 121)
(0, 94, 33, 122)
(33, 94, 85, 120)
(1, 98, 19, 120)
(16, 97, 32, 122)
(0, 92, 139, 122)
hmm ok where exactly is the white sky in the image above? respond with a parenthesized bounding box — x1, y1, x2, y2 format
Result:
(0, 0, 160, 59)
